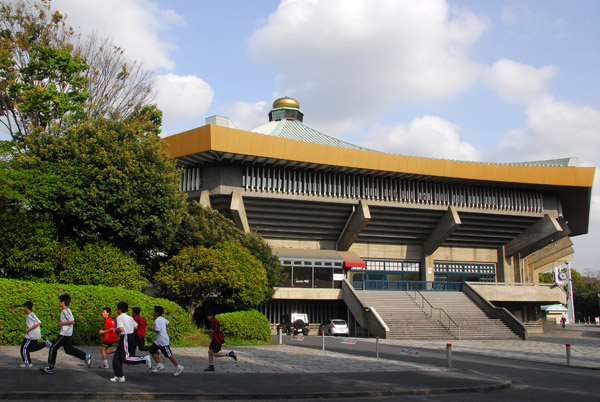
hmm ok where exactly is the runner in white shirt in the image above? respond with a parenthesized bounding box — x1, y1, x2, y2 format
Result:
(41, 294, 91, 374)
(20, 301, 46, 368)
(110, 302, 151, 383)
(148, 305, 184, 376)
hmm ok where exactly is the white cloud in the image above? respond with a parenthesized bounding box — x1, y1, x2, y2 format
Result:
(248, 0, 486, 126)
(362, 115, 482, 161)
(482, 59, 557, 104)
(227, 101, 270, 131)
(154, 73, 214, 125)
(495, 95, 600, 162)
(53, 0, 183, 71)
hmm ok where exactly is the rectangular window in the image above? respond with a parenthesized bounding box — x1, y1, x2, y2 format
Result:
(314, 268, 333, 288)
(293, 266, 312, 288)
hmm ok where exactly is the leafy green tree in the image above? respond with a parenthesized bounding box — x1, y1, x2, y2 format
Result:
(540, 269, 600, 321)
(10, 108, 187, 262)
(0, 0, 89, 143)
(169, 201, 281, 292)
(0, 197, 58, 280)
(154, 242, 269, 320)
(572, 270, 600, 321)
(56, 240, 147, 291)
(539, 272, 553, 284)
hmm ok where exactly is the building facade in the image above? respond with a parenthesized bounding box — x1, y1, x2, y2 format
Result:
(164, 98, 594, 330)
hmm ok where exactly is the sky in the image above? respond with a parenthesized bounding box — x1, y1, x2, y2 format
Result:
(40, 0, 600, 273)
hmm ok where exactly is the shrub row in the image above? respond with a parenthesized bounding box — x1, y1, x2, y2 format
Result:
(0, 278, 192, 346)
(216, 309, 271, 343)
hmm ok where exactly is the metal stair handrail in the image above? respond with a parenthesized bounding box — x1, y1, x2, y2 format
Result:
(408, 289, 461, 340)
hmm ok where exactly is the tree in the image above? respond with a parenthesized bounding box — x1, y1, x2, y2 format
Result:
(0, 196, 58, 280)
(540, 269, 600, 321)
(169, 201, 282, 292)
(56, 240, 147, 291)
(154, 242, 270, 320)
(0, 0, 89, 143)
(10, 108, 187, 262)
(571, 270, 600, 321)
(76, 34, 155, 118)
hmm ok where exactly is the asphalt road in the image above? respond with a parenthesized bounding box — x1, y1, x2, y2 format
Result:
(278, 334, 600, 401)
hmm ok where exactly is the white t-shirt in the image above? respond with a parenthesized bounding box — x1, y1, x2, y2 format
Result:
(59, 308, 74, 336)
(116, 313, 136, 335)
(153, 316, 170, 346)
(25, 311, 41, 340)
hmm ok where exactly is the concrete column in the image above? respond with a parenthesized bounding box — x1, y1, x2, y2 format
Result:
(199, 190, 211, 208)
(497, 246, 516, 283)
(505, 215, 564, 257)
(337, 199, 371, 251)
(423, 206, 461, 256)
(230, 189, 250, 233)
(421, 253, 435, 282)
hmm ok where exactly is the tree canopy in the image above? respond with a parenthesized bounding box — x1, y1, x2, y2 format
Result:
(0, 0, 89, 142)
(169, 201, 282, 292)
(154, 242, 270, 320)
(539, 268, 600, 321)
(6, 107, 186, 260)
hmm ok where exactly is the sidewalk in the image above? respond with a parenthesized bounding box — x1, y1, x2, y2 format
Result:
(0, 344, 509, 399)
(364, 324, 600, 369)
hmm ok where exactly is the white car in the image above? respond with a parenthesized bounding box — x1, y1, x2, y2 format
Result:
(318, 319, 349, 336)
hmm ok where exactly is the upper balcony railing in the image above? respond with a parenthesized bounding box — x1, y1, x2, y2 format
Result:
(242, 166, 544, 213)
(353, 280, 462, 292)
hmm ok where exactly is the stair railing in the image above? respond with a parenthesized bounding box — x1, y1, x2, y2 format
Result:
(408, 289, 461, 340)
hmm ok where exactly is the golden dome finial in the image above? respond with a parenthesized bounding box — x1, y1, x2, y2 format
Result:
(273, 97, 300, 110)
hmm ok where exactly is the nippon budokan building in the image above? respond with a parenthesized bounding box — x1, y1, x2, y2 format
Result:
(164, 97, 594, 340)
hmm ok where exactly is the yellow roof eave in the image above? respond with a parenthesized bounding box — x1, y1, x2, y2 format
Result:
(164, 125, 595, 188)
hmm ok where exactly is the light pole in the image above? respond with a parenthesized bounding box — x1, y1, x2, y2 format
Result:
(566, 261, 575, 324)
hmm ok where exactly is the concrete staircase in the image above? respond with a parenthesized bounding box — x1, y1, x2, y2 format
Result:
(355, 290, 520, 340)
(356, 291, 452, 339)
(423, 292, 520, 340)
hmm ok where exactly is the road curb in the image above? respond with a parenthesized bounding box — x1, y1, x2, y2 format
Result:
(0, 380, 512, 400)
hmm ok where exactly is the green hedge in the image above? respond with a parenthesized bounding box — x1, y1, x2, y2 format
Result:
(0, 278, 192, 346)
(216, 309, 271, 343)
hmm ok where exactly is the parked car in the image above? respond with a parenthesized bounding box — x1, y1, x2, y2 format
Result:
(318, 319, 349, 336)
(278, 313, 310, 335)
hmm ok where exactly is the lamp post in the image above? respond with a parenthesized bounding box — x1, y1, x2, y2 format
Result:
(566, 261, 575, 324)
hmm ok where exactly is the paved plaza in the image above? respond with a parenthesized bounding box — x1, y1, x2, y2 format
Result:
(367, 324, 600, 369)
(0, 324, 598, 400)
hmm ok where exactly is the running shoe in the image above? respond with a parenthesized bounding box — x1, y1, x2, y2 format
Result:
(98, 363, 109, 369)
(228, 351, 237, 361)
(152, 363, 165, 373)
(40, 366, 54, 374)
(45, 339, 52, 348)
(85, 354, 92, 368)
(109, 376, 125, 383)
(19, 363, 32, 368)
(203, 365, 215, 371)
(144, 355, 152, 369)
(173, 365, 184, 377)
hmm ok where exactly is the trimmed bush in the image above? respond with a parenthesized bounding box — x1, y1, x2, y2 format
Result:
(57, 240, 147, 291)
(216, 309, 271, 343)
(0, 278, 192, 346)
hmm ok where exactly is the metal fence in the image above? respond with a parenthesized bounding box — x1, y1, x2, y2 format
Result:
(354, 280, 462, 292)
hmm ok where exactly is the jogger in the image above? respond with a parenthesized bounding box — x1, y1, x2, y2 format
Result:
(110, 301, 151, 382)
(20, 301, 45, 367)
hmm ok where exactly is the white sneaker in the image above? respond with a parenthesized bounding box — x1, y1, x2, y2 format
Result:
(109, 376, 125, 383)
(152, 363, 165, 373)
(144, 355, 152, 369)
(173, 365, 184, 377)
(19, 363, 32, 368)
